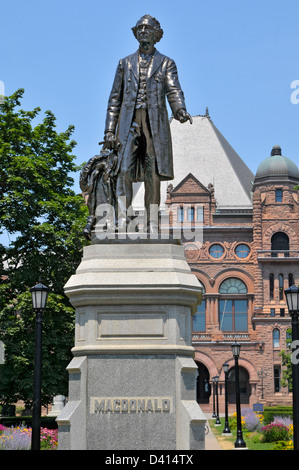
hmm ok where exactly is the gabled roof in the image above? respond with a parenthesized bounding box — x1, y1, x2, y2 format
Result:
(169, 115, 254, 209)
(171, 172, 210, 194)
(132, 114, 254, 211)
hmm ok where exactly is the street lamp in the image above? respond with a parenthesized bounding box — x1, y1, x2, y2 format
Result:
(30, 281, 49, 451)
(285, 284, 299, 451)
(222, 362, 232, 435)
(257, 369, 268, 400)
(212, 377, 216, 418)
(214, 375, 221, 425)
(231, 342, 246, 448)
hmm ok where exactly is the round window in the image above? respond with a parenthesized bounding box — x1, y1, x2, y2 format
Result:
(209, 244, 224, 259)
(235, 244, 250, 258)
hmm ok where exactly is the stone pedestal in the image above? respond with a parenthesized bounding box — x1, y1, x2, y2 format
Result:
(57, 236, 206, 450)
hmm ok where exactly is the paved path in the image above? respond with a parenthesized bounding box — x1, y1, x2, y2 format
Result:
(204, 413, 229, 451)
(205, 427, 223, 450)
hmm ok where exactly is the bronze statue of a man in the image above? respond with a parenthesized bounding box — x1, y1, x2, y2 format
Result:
(104, 14, 192, 233)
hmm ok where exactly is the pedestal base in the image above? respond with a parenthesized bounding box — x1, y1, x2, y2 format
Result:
(57, 238, 205, 450)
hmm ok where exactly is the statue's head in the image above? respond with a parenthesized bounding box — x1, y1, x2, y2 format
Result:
(132, 15, 163, 44)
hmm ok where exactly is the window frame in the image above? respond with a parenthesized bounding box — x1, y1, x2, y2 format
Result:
(192, 298, 206, 332)
(219, 298, 248, 332)
(235, 243, 250, 259)
(177, 206, 184, 222)
(196, 206, 204, 222)
(273, 328, 280, 348)
(274, 365, 281, 393)
(187, 207, 195, 222)
(279, 273, 284, 300)
(275, 189, 283, 202)
(269, 273, 274, 301)
(209, 243, 225, 259)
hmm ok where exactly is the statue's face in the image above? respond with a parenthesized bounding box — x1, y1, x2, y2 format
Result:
(136, 24, 155, 51)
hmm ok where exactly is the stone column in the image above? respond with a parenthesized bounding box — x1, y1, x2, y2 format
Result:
(57, 237, 206, 450)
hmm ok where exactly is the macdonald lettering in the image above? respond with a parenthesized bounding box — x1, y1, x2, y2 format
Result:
(90, 396, 172, 414)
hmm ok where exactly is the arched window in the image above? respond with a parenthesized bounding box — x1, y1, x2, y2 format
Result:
(219, 278, 248, 331)
(219, 278, 247, 294)
(271, 232, 289, 257)
(273, 328, 280, 348)
(193, 284, 206, 332)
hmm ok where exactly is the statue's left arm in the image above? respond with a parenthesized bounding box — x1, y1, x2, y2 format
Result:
(104, 59, 124, 137)
(165, 59, 192, 124)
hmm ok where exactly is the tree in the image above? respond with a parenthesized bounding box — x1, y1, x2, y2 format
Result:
(280, 331, 293, 391)
(0, 89, 88, 406)
(0, 292, 75, 407)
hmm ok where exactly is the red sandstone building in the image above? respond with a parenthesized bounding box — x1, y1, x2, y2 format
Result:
(145, 111, 299, 410)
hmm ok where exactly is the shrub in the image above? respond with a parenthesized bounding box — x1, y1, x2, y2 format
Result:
(246, 431, 263, 443)
(0, 425, 58, 450)
(229, 412, 245, 430)
(243, 409, 261, 432)
(40, 427, 58, 450)
(0, 425, 31, 450)
(272, 440, 294, 450)
(273, 416, 293, 427)
(263, 407, 292, 425)
(241, 407, 262, 431)
(261, 423, 290, 442)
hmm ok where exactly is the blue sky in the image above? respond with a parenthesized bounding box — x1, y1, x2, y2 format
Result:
(1, 0, 299, 192)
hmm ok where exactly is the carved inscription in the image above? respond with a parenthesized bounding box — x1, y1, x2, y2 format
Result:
(90, 397, 172, 414)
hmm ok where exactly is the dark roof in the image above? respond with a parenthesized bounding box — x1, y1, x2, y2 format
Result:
(254, 145, 299, 185)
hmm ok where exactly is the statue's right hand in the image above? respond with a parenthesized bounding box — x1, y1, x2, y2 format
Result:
(103, 132, 116, 150)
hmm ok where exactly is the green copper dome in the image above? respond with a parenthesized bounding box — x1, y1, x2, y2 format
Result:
(254, 145, 299, 184)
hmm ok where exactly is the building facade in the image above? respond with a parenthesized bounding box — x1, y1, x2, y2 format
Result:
(158, 112, 299, 409)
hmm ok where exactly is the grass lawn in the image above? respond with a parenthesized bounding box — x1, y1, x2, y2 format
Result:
(209, 417, 276, 450)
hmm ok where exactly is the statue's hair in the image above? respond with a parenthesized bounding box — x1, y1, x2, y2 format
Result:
(132, 15, 164, 43)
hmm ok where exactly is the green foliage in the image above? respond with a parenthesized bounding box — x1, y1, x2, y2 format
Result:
(0, 89, 88, 406)
(280, 335, 293, 390)
(0, 415, 57, 429)
(261, 423, 290, 442)
(272, 440, 293, 450)
(263, 406, 293, 425)
(0, 89, 88, 294)
(0, 292, 75, 406)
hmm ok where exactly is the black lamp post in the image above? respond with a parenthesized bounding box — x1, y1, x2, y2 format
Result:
(257, 369, 267, 400)
(214, 375, 221, 425)
(212, 377, 216, 418)
(284, 284, 299, 451)
(30, 281, 49, 451)
(222, 362, 232, 435)
(231, 342, 246, 448)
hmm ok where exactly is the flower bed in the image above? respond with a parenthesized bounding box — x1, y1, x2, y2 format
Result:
(0, 424, 58, 450)
(223, 407, 294, 450)
(261, 422, 290, 442)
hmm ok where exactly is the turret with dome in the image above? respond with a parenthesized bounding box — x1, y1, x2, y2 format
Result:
(254, 145, 299, 188)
